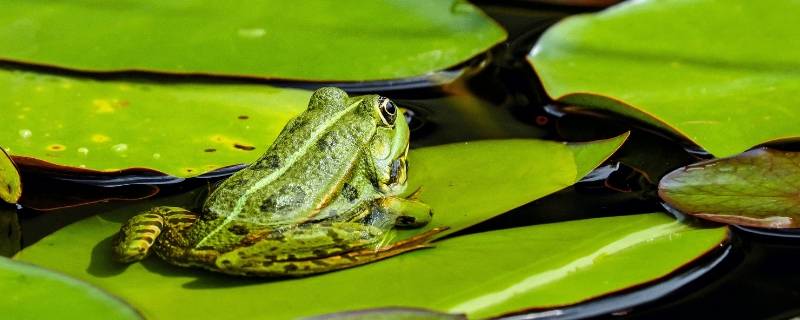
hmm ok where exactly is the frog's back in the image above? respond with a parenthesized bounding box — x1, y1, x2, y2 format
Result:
(193, 89, 380, 246)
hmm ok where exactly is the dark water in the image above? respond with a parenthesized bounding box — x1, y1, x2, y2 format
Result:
(4, 1, 800, 319)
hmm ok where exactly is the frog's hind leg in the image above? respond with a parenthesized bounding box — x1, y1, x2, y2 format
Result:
(216, 224, 448, 277)
(112, 206, 197, 263)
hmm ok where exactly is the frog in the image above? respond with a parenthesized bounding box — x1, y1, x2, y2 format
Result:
(112, 87, 445, 277)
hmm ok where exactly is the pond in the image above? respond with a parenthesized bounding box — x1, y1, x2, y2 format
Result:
(2, 1, 800, 319)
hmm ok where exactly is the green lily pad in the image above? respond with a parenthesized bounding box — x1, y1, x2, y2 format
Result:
(0, 1, 505, 81)
(660, 148, 800, 228)
(2, 69, 310, 178)
(15, 211, 726, 319)
(399, 133, 628, 239)
(0, 147, 21, 203)
(0, 257, 141, 320)
(528, 0, 800, 157)
(15, 135, 721, 320)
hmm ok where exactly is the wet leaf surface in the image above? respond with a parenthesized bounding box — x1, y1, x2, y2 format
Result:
(398, 134, 627, 239)
(0, 257, 141, 319)
(660, 148, 800, 228)
(2, 69, 310, 178)
(528, 0, 800, 157)
(0, 147, 21, 203)
(12, 136, 729, 320)
(16, 211, 726, 319)
(0, 1, 505, 81)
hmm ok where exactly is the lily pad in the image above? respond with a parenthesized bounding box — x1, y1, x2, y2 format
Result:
(528, 0, 800, 157)
(399, 133, 628, 238)
(660, 148, 800, 228)
(15, 135, 719, 320)
(15, 211, 726, 319)
(2, 69, 310, 178)
(0, 1, 505, 81)
(0, 257, 141, 319)
(0, 147, 21, 203)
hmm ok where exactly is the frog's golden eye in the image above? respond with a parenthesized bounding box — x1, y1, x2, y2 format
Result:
(377, 96, 397, 126)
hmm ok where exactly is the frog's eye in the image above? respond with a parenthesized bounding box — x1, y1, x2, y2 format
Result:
(377, 96, 397, 126)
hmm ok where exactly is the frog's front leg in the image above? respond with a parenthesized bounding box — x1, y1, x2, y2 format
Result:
(112, 206, 197, 263)
(378, 196, 432, 227)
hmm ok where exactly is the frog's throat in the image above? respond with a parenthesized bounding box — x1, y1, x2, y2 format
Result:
(196, 99, 364, 247)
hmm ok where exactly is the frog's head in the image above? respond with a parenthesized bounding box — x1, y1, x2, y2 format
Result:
(305, 87, 410, 193)
(356, 93, 410, 193)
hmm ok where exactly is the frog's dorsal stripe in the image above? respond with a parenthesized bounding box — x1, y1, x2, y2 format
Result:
(196, 99, 364, 246)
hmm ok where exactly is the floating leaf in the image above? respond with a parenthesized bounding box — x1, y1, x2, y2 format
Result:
(14, 136, 707, 320)
(2, 69, 309, 178)
(16, 211, 726, 319)
(0, 1, 505, 81)
(399, 133, 627, 239)
(0, 257, 141, 319)
(0, 147, 21, 203)
(659, 148, 800, 228)
(528, 0, 800, 157)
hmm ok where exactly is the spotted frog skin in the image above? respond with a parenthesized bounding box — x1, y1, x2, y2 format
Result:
(112, 87, 443, 276)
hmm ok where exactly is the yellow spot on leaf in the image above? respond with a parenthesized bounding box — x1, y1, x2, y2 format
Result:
(91, 134, 110, 143)
(209, 134, 232, 144)
(118, 84, 131, 91)
(93, 99, 115, 113)
(46, 144, 66, 152)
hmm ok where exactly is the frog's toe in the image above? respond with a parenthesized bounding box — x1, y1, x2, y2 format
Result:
(380, 196, 432, 228)
(395, 211, 432, 228)
(112, 206, 195, 263)
(112, 212, 165, 263)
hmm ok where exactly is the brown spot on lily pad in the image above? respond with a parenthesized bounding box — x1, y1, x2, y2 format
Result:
(238, 115, 249, 120)
(234, 144, 256, 151)
(204, 148, 216, 152)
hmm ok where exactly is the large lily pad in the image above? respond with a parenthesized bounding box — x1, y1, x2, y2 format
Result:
(15, 211, 726, 319)
(399, 134, 628, 239)
(15, 136, 630, 318)
(0, 1, 505, 81)
(528, 0, 800, 157)
(660, 148, 800, 228)
(2, 69, 310, 178)
(0, 257, 141, 319)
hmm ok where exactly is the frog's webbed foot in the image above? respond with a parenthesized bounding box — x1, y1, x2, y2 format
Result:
(112, 206, 197, 263)
(379, 193, 432, 228)
(216, 224, 448, 277)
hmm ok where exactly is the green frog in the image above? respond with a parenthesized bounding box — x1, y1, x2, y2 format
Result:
(112, 87, 444, 276)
